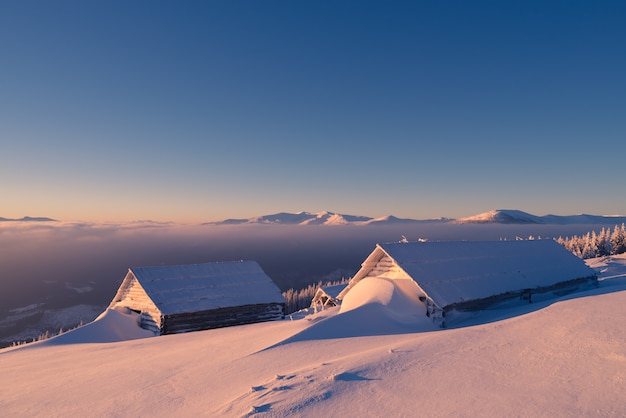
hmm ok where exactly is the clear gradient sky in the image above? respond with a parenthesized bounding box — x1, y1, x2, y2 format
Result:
(2, 1, 625, 223)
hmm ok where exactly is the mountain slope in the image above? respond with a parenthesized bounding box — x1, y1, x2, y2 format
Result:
(456, 209, 626, 225)
(0, 216, 57, 222)
(206, 211, 445, 226)
(208, 210, 626, 226)
(456, 209, 545, 224)
(2, 256, 625, 417)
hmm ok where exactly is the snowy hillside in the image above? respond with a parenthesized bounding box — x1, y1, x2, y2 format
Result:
(2, 255, 625, 417)
(456, 209, 626, 225)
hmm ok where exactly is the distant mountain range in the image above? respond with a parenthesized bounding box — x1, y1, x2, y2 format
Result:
(4, 210, 624, 226)
(455, 210, 626, 225)
(0, 216, 57, 222)
(207, 209, 626, 226)
(206, 211, 450, 226)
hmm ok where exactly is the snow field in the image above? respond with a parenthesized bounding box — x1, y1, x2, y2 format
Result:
(1, 255, 625, 417)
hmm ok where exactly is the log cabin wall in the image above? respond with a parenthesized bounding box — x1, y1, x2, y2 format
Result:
(161, 303, 285, 335)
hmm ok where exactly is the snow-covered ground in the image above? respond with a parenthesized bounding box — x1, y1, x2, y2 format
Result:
(2, 255, 626, 417)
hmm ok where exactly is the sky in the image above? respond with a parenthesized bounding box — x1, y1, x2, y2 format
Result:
(1, 1, 625, 223)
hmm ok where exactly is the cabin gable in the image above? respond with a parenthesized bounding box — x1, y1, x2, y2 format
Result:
(311, 283, 347, 311)
(108, 271, 162, 333)
(338, 246, 424, 300)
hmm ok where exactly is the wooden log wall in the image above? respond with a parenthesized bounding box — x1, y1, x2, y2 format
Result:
(369, 256, 411, 280)
(444, 275, 598, 313)
(161, 303, 285, 335)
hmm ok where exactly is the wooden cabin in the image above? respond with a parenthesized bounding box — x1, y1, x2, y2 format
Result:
(311, 283, 347, 311)
(109, 261, 286, 335)
(338, 240, 597, 326)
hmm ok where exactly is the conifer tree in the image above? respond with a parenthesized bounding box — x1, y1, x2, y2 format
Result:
(611, 224, 626, 254)
(556, 223, 626, 259)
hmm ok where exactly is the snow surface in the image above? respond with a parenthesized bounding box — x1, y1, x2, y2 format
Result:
(116, 261, 285, 314)
(2, 255, 626, 417)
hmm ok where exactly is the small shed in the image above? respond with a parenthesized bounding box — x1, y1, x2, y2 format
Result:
(338, 240, 597, 326)
(311, 283, 347, 311)
(109, 261, 286, 335)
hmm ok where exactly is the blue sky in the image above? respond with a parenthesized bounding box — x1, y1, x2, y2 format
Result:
(1, 1, 625, 222)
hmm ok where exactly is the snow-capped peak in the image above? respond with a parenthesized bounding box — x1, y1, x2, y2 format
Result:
(455, 209, 544, 224)
(206, 210, 626, 226)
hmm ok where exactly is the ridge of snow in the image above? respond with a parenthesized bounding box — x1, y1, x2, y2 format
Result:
(35, 307, 154, 345)
(208, 211, 375, 226)
(208, 210, 626, 226)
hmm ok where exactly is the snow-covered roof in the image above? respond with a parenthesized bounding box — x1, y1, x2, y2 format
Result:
(348, 240, 597, 310)
(318, 284, 347, 299)
(129, 261, 285, 315)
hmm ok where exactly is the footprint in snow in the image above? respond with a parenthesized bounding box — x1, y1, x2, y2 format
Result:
(275, 374, 296, 380)
(249, 403, 272, 414)
(331, 371, 378, 381)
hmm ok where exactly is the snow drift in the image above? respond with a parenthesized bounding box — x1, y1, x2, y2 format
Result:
(36, 307, 153, 345)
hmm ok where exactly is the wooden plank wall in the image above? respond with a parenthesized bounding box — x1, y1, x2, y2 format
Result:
(444, 275, 598, 313)
(369, 256, 411, 280)
(113, 276, 163, 332)
(161, 303, 285, 335)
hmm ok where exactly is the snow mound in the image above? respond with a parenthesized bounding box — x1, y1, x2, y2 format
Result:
(586, 252, 626, 271)
(37, 307, 154, 346)
(340, 276, 423, 317)
(276, 277, 435, 345)
(586, 253, 626, 285)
